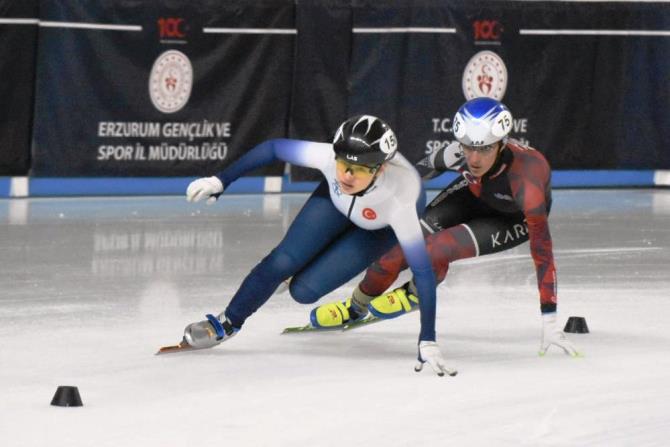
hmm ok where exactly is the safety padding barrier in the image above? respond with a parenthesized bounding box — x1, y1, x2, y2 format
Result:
(1, 171, 669, 198)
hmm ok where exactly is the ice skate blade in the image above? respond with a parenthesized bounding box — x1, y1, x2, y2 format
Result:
(282, 315, 383, 334)
(155, 338, 196, 355)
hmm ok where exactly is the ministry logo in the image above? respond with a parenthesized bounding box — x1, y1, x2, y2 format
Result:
(149, 50, 193, 114)
(462, 50, 507, 100)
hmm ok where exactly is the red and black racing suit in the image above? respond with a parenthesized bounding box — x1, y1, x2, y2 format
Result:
(360, 139, 557, 314)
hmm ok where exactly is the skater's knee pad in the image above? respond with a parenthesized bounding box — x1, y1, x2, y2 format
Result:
(288, 279, 321, 304)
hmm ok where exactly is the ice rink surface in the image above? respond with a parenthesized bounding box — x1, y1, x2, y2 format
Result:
(1, 189, 669, 447)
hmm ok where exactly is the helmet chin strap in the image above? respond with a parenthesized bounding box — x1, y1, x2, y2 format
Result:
(484, 140, 510, 178)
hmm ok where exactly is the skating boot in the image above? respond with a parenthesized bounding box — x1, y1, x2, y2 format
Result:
(183, 313, 239, 349)
(310, 297, 368, 329)
(368, 283, 419, 319)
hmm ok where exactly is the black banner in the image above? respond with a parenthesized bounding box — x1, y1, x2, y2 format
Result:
(5, 0, 669, 178)
(0, 0, 38, 175)
(289, 0, 352, 181)
(342, 0, 670, 170)
(31, 0, 294, 176)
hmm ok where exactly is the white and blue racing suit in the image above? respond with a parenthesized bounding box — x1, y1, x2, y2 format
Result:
(217, 139, 438, 341)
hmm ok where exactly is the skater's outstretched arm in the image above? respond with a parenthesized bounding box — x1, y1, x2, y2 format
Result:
(389, 207, 437, 342)
(186, 139, 332, 203)
(216, 139, 331, 188)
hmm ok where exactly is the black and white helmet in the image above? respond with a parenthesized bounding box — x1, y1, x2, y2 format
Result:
(332, 115, 397, 166)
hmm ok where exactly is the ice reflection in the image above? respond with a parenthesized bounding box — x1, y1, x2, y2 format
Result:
(91, 226, 225, 277)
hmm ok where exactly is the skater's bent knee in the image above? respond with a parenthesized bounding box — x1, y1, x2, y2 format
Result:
(289, 279, 321, 304)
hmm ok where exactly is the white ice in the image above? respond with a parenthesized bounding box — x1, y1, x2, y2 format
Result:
(1, 190, 669, 447)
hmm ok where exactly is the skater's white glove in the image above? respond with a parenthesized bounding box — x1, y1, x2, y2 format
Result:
(415, 341, 457, 377)
(539, 313, 580, 357)
(186, 176, 224, 204)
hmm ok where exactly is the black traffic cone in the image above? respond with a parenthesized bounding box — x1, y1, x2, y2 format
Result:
(51, 386, 83, 407)
(564, 316, 589, 334)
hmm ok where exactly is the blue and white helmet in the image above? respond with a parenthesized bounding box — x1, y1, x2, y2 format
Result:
(452, 97, 513, 147)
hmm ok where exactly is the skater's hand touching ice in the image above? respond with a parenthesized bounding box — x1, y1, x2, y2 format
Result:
(539, 313, 580, 357)
(415, 341, 457, 377)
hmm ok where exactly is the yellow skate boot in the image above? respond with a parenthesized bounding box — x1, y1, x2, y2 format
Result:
(310, 298, 367, 329)
(368, 285, 419, 319)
